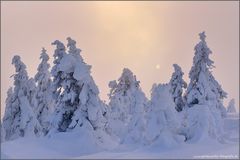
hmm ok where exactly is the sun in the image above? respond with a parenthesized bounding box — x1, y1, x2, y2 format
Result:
(156, 64, 160, 69)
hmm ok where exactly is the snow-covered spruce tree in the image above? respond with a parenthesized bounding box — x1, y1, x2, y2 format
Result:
(169, 64, 187, 112)
(184, 32, 227, 142)
(208, 73, 227, 117)
(145, 84, 183, 147)
(34, 48, 54, 134)
(107, 68, 148, 144)
(227, 99, 237, 113)
(185, 32, 227, 111)
(49, 38, 107, 136)
(2, 56, 42, 141)
(51, 40, 67, 101)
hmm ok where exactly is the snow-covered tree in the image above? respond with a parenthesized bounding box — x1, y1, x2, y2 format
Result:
(49, 38, 106, 135)
(207, 73, 227, 117)
(35, 48, 54, 134)
(169, 64, 187, 112)
(184, 32, 227, 142)
(107, 68, 148, 144)
(51, 40, 67, 100)
(185, 32, 227, 109)
(2, 56, 42, 141)
(145, 84, 182, 146)
(227, 99, 237, 113)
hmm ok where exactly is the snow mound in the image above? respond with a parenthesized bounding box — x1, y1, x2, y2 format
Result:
(1, 128, 117, 159)
(223, 113, 239, 143)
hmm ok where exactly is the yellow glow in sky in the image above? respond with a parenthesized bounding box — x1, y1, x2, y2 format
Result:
(1, 1, 239, 116)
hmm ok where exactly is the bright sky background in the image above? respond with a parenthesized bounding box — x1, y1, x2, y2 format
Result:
(1, 1, 239, 116)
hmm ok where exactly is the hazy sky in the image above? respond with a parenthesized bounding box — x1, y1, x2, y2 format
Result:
(1, 1, 239, 116)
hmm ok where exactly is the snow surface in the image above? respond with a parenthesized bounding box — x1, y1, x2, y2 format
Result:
(1, 113, 239, 159)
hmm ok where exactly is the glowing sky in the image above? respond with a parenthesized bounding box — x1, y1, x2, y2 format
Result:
(1, 1, 239, 116)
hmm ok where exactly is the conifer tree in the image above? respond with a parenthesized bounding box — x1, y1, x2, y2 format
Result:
(3, 56, 42, 141)
(169, 64, 187, 112)
(35, 48, 53, 134)
(185, 32, 227, 142)
(49, 38, 106, 134)
(186, 32, 227, 109)
(107, 68, 147, 144)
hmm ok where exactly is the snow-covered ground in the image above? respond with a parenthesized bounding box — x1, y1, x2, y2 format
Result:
(1, 113, 239, 159)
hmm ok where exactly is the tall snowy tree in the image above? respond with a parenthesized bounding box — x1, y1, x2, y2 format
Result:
(35, 48, 54, 134)
(145, 84, 182, 146)
(49, 38, 106, 135)
(51, 40, 67, 100)
(169, 64, 187, 112)
(107, 68, 148, 144)
(2, 56, 42, 141)
(186, 32, 227, 109)
(184, 32, 227, 142)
